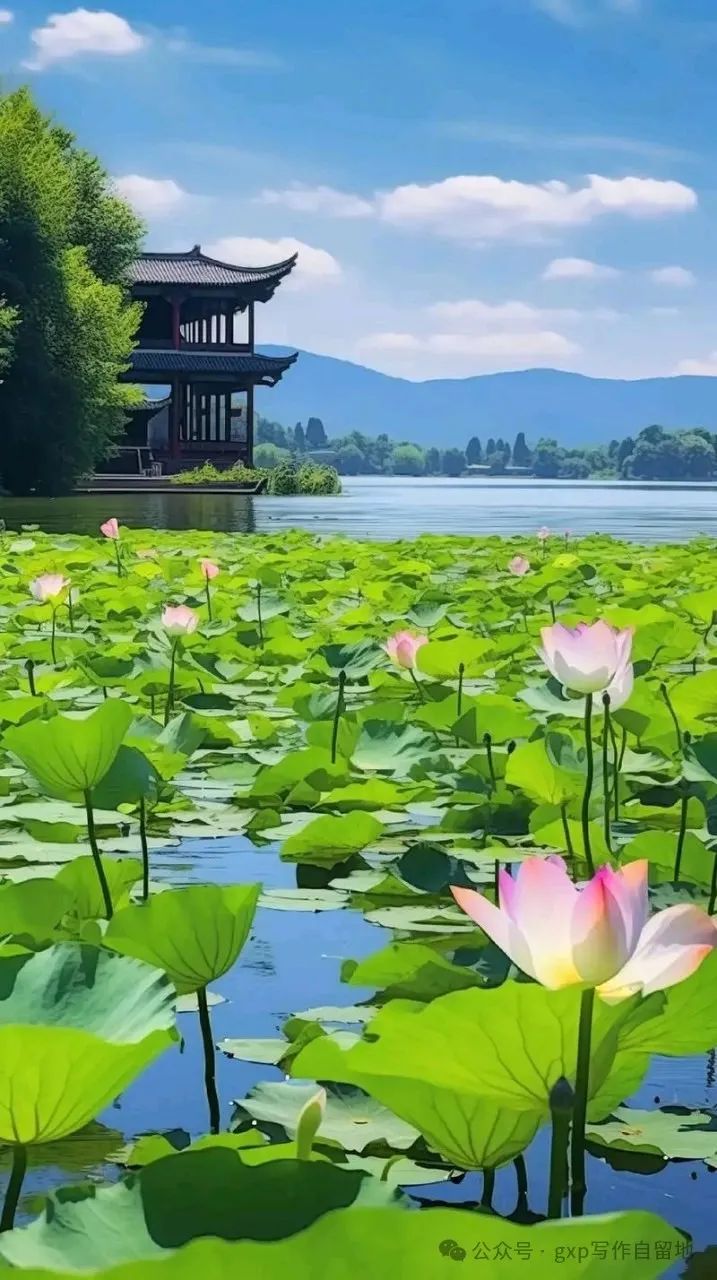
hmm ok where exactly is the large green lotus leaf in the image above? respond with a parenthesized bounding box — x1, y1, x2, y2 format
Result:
(0, 1121, 123, 1178)
(0, 1024, 171, 1145)
(104, 883, 260, 994)
(319, 639, 383, 676)
(621, 830, 713, 886)
(351, 721, 434, 773)
(3, 701, 133, 801)
(294, 984, 639, 1124)
(56, 856, 143, 921)
(506, 739, 579, 806)
(0, 1148, 401, 1269)
(587, 1105, 717, 1162)
(290, 1027, 540, 1169)
(92, 747, 160, 811)
(618, 949, 717, 1056)
(456, 694, 535, 745)
(670, 670, 717, 727)
(281, 813, 383, 866)
(232, 1081, 419, 1153)
(0, 1207, 681, 1278)
(250, 749, 348, 803)
(342, 941, 486, 1001)
(0, 944, 176, 1040)
(318, 780, 420, 812)
(0, 878, 72, 940)
(416, 636, 492, 678)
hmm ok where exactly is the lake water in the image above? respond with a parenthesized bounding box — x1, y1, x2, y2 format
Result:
(2, 476, 717, 542)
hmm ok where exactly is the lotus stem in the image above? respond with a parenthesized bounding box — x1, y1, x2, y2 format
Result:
(560, 805, 575, 858)
(608, 717, 620, 821)
(83, 789, 113, 920)
(483, 733, 496, 792)
(139, 795, 150, 902)
(570, 987, 595, 1217)
(601, 694, 612, 853)
(164, 640, 178, 727)
(25, 659, 36, 697)
(457, 662, 465, 718)
(581, 695, 595, 876)
(660, 682, 682, 754)
(709, 852, 717, 916)
(50, 606, 57, 666)
(197, 984, 221, 1135)
(67, 593, 74, 632)
(480, 1166, 495, 1210)
(204, 578, 213, 621)
(549, 599, 556, 623)
(114, 541, 123, 579)
(256, 582, 264, 647)
(513, 1154, 528, 1215)
(494, 858, 500, 903)
(0, 1144, 27, 1232)
(548, 1077, 573, 1219)
(674, 780, 689, 883)
(331, 670, 347, 764)
(409, 667, 425, 703)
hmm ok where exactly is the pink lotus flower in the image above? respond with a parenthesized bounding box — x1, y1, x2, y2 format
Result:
(451, 856, 716, 1002)
(384, 630, 428, 671)
(29, 574, 69, 604)
(162, 605, 199, 637)
(508, 556, 530, 576)
(100, 518, 120, 541)
(200, 559, 219, 581)
(537, 527, 550, 541)
(540, 621, 633, 697)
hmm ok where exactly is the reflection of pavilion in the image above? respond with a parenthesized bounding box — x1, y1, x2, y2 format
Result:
(121, 246, 298, 470)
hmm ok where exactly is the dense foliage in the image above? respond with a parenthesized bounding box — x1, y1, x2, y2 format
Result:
(170, 458, 341, 495)
(0, 89, 143, 496)
(0, 525, 714, 1272)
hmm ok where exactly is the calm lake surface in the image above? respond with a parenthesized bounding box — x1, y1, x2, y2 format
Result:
(2, 476, 717, 542)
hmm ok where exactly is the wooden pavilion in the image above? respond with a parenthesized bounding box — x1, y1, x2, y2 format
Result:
(120, 245, 298, 471)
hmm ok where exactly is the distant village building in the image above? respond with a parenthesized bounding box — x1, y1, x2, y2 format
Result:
(120, 245, 298, 471)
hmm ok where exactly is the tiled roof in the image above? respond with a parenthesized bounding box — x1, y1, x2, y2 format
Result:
(130, 245, 298, 289)
(128, 349, 298, 384)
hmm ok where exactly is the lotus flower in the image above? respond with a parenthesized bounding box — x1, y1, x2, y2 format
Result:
(29, 574, 68, 604)
(451, 856, 716, 1002)
(100, 518, 120, 541)
(537, 527, 550, 542)
(508, 556, 530, 576)
(200, 559, 219, 581)
(162, 605, 199, 637)
(384, 631, 428, 671)
(539, 621, 633, 696)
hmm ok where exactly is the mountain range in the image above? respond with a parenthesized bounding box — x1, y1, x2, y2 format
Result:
(257, 347, 717, 449)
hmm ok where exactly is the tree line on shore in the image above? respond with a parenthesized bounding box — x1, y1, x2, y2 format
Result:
(257, 418, 717, 481)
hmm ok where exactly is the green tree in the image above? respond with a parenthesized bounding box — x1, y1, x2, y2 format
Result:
(512, 431, 532, 468)
(254, 442, 291, 468)
(335, 442, 366, 474)
(617, 436, 635, 473)
(0, 300, 17, 377)
(293, 422, 306, 452)
(0, 88, 143, 494)
(532, 438, 564, 479)
(257, 417, 289, 449)
(306, 416, 327, 448)
(391, 443, 425, 476)
(441, 447, 466, 477)
(466, 436, 482, 465)
(486, 437, 496, 456)
(425, 446, 441, 474)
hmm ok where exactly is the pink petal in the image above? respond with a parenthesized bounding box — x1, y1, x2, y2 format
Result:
(571, 865, 642, 985)
(598, 904, 717, 1004)
(510, 857, 583, 988)
(450, 886, 535, 979)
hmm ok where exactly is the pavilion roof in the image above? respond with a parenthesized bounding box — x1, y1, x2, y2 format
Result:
(128, 349, 298, 386)
(130, 246, 298, 290)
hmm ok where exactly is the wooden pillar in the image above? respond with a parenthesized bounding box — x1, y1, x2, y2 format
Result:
(171, 299, 181, 350)
(246, 384, 254, 466)
(248, 302, 255, 352)
(170, 379, 181, 458)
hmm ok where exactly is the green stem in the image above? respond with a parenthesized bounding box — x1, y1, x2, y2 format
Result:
(84, 790, 113, 919)
(608, 718, 620, 821)
(204, 578, 212, 621)
(331, 670, 347, 765)
(660, 682, 682, 753)
(560, 805, 575, 858)
(114, 541, 123, 579)
(570, 987, 595, 1217)
(601, 694, 612, 854)
(164, 641, 178, 727)
(547, 1079, 573, 1219)
(25, 660, 36, 697)
(0, 1144, 27, 1232)
(709, 851, 717, 916)
(513, 1154, 528, 1214)
(480, 1167, 495, 1210)
(674, 783, 689, 883)
(139, 796, 150, 902)
(483, 733, 496, 792)
(409, 667, 425, 703)
(581, 696, 595, 876)
(457, 662, 465, 718)
(50, 606, 57, 666)
(256, 583, 264, 647)
(494, 858, 500, 903)
(67, 594, 74, 632)
(549, 599, 557, 623)
(197, 985, 220, 1135)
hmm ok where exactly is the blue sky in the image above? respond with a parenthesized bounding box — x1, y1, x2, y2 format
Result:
(2, 1, 717, 381)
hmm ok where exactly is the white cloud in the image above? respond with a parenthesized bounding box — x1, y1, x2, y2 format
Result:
(429, 298, 580, 326)
(24, 8, 146, 70)
(543, 256, 620, 280)
(0, 10, 13, 24)
(649, 265, 695, 287)
(359, 330, 579, 359)
(205, 236, 342, 288)
(376, 174, 696, 242)
(257, 184, 373, 218)
(676, 352, 717, 376)
(113, 175, 188, 218)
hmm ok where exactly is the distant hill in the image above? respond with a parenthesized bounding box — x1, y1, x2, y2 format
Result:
(256, 347, 717, 448)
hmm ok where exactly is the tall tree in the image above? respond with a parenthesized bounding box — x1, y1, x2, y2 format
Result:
(305, 416, 328, 448)
(512, 431, 532, 468)
(466, 436, 482, 465)
(0, 88, 143, 494)
(486, 437, 496, 456)
(441, 447, 466, 477)
(293, 422, 306, 452)
(425, 446, 440, 474)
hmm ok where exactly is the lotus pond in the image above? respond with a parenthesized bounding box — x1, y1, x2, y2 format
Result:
(2, 524, 717, 1277)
